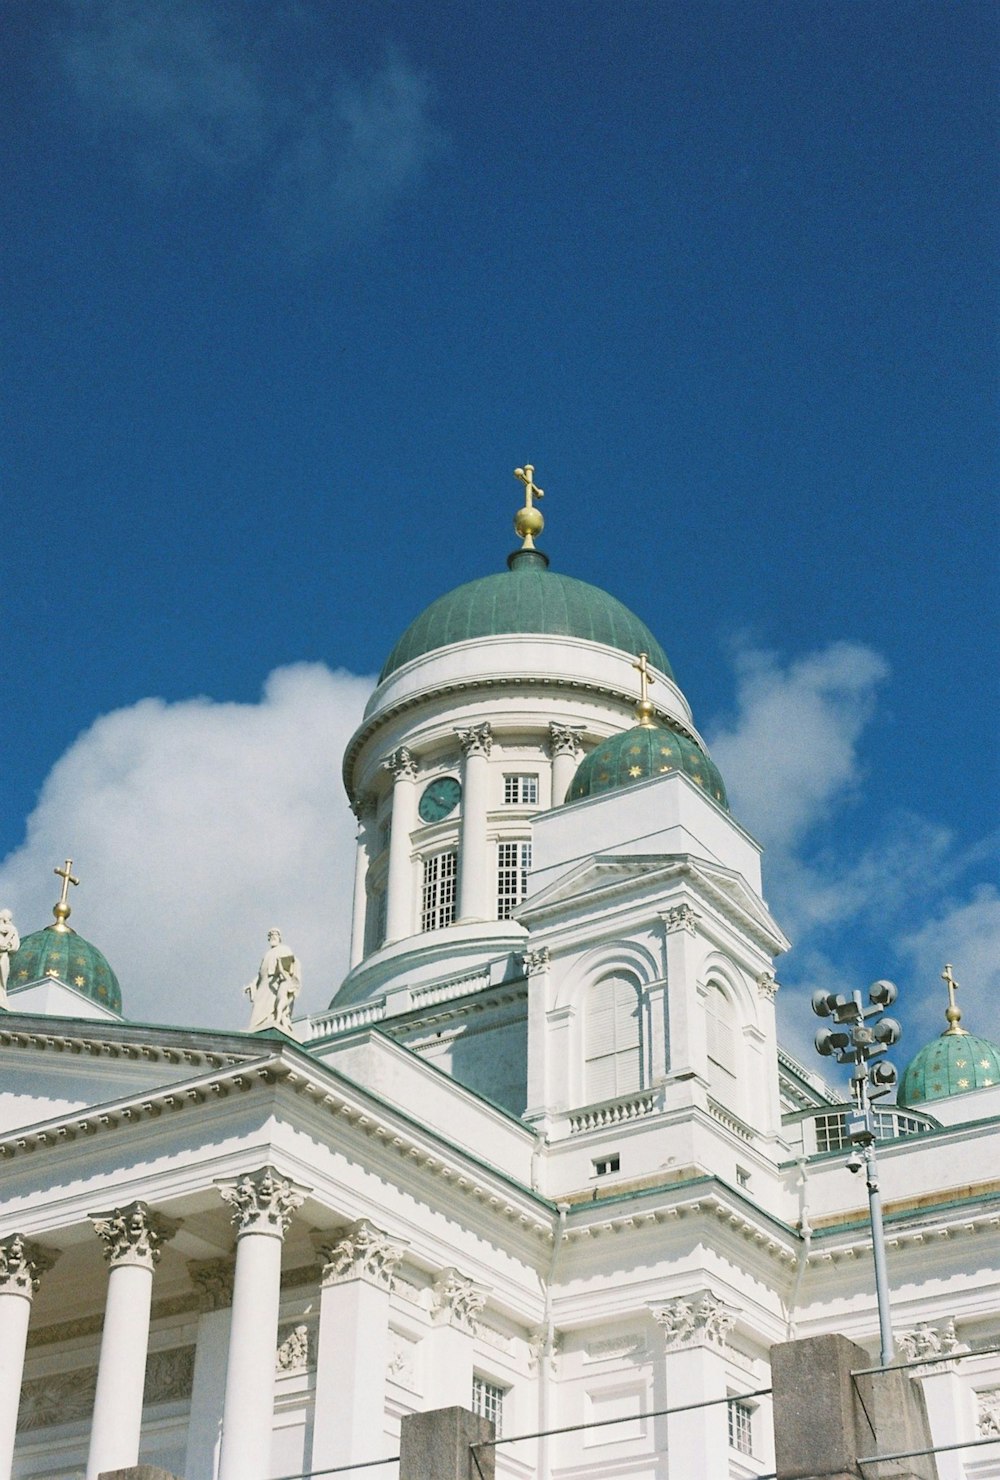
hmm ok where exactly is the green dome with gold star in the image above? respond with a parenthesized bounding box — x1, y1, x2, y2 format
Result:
(567, 722, 729, 809)
(898, 965, 999, 1107)
(8, 925, 122, 1015)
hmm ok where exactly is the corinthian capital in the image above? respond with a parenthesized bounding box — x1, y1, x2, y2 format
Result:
(382, 747, 418, 782)
(756, 969, 778, 1002)
(664, 903, 701, 935)
(315, 1219, 406, 1291)
(90, 1202, 179, 1271)
(651, 1290, 735, 1351)
(218, 1166, 307, 1238)
(522, 945, 550, 976)
(432, 1267, 488, 1334)
(0, 1233, 60, 1296)
(456, 723, 493, 759)
(548, 722, 585, 760)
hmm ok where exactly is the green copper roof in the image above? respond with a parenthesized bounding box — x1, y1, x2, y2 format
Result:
(566, 722, 728, 809)
(7, 925, 122, 1015)
(379, 549, 673, 682)
(898, 1030, 1000, 1107)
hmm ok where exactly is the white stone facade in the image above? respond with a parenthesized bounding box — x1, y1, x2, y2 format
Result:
(1, 562, 998, 1480)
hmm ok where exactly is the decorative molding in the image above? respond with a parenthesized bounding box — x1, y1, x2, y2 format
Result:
(897, 1319, 968, 1362)
(0, 1234, 59, 1296)
(90, 1201, 179, 1271)
(218, 1166, 307, 1237)
(316, 1219, 405, 1291)
(978, 1387, 1000, 1439)
(276, 1322, 312, 1373)
(522, 946, 550, 976)
(478, 1321, 515, 1355)
(664, 903, 701, 935)
(456, 722, 493, 759)
(651, 1291, 736, 1351)
(387, 1328, 421, 1392)
(527, 1327, 562, 1374)
(382, 746, 418, 782)
(585, 1331, 646, 1363)
(188, 1256, 236, 1312)
(547, 722, 585, 759)
(756, 969, 778, 1001)
(17, 1346, 195, 1431)
(431, 1268, 487, 1335)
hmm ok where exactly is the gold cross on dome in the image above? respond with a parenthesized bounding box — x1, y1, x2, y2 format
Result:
(632, 652, 655, 704)
(941, 962, 966, 1035)
(514, 464, 544, 509)
(54, 859, 80, 908)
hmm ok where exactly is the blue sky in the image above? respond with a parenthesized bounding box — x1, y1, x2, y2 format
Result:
(3, 1, 997, 1067)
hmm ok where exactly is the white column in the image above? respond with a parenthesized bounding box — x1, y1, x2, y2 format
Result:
(523, 947, 553, 1126)
(0, 1235, 59, 1480)
(646, 980, 669, 1084)
(652, 1292, 734, 1479)
(756, 970, 783, 1139)
(185, 1257, 236, 1480)
(86, 1202, 178, 1480)
(661, 904, 705, 1081)
(216, 1167, 307, 1480)
(382, 748, 419, 943)
(349, 797, 375, 967)
(311, 1220, 406, 1474)
(427, 1269, 487, 1410)
(456, 723, 493, 923)
(548, 723, 585, 806)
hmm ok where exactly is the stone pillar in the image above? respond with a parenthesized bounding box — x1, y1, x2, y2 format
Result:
(646, 979, 669, 1084)
(651, 1291, 734, 1476)
(383, 748, 419, 943)
(456, 723, 492, 923)
(399, 1407, 495, 1480)
(427, 1269, 487, 1410)
(216, 1167, 307, 1480)
(349, 795, 376, 966)
(523, 946, 553, 1125)
(310, 1220, 406, 1474)
(661, 904, 705, 1080)
(184, 1257, 235, 1480)
(86, 1203, 178, 1480)
(548, 723, 585, 807)
(0, 1234, 59, 1480)
(756, 970, 783, 1139)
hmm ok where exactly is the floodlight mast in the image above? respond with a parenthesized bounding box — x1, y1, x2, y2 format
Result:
(813, 979, 901, 1367)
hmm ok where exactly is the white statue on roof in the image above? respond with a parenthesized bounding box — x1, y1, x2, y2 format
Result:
(244, 928, 301, 1034)
(0, 909, 20, 1005)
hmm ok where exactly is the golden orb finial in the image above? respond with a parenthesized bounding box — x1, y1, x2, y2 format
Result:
(51, 858, 80, 933)
(632, 652, 657, 727)
(941, 963, 968, 1036)
(514, 464, 545, 549)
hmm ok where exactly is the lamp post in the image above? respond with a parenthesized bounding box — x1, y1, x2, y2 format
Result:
(812, 979, 901, 1367)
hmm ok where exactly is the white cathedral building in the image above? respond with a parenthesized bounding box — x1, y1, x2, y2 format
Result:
(1, 472, 998, 1480)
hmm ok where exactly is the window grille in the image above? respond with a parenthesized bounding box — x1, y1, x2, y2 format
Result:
(815, 1112, 847, 1153)
(421, 851, 457, 931)
(728, 1398, 754, 1455)
(497, 841, 531, 919)
(472, 1375, 506, 1435)
(503, 773, 538, 805)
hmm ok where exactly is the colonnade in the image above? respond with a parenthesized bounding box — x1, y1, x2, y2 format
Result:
(349, 720, 586, 958)
(0, 1170, 490, 1480)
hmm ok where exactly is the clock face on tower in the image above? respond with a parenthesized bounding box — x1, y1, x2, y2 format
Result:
(418, 775, 462, 823)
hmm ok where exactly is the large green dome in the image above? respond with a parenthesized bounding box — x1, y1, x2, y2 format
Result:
(899, 1031, 1000, 1107)
(567, 722, 728, 809)
(380, 549, 673, 682)
(7, 924, 122, 1015)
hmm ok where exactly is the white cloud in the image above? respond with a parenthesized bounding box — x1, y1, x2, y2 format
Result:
(898, 885, 1000, 1041)
(54, 2, 444, 251)
(708, 641, 889, 852)
(0, 665, 370, 1030)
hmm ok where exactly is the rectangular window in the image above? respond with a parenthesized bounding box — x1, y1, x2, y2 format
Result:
(728, 1398, 754, 1455)
(815, 1113, 847, 1153)
(421, 851, 457, 931)
(736, 1166, 751, 1189)
(503, 774, 538, 805)
(497, 841, 532, 919)
(472, 1375, 506, 1436)
(593, 1154, 620, 1177)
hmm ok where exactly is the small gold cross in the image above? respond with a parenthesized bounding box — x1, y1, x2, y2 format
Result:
(514, 464, 543, 509)
(632, 652, 655, 705)
(52, 858, 80, 930)
(942, 962, 966, 1035)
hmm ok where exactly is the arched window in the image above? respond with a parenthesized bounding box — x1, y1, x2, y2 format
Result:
(704, 981, 738, 1107)
(585, 973, 642, 1102)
